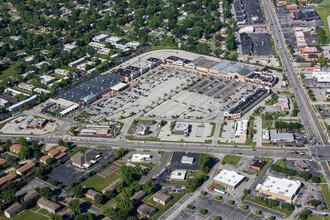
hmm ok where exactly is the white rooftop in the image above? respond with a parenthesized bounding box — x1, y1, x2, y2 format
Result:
(170, 169, 187, 180)
(181, 155, 194, 164)
(214, 169, 245, 188)
(234, 120, 248, 137)
(256, 176, 301, 200)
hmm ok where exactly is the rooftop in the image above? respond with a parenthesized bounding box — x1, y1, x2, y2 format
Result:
(214, 169, 245, 187)
(256, 176, 301, 199)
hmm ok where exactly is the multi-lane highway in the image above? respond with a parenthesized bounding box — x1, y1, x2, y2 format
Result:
(262, 0, 328, 147)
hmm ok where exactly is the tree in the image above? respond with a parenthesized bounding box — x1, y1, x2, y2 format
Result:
(281, 203, 294, 211)
(300, 172, 311, 181)
(3, 139, 12, 150)
(51, 214, 63, 220)
(73, 185, 84, 198)
(142, 181, 155, 195)
(94, 194, 104, 205)
(199, 154, 214, 173)
(299, 209, 311, 220)
(310, 199, 321, 207)
(18, 137, 27, 146)
(311, 176, 321, 183)
(39, 187, 53, 198)
(199, 208, 207, 215)
(114, 197, 134, 213)
(68, 199, 81, 214)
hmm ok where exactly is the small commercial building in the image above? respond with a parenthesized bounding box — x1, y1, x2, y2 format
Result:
(170, 169, 187, 181)
(37, 198, 61, 213)
(136, 124, 147, 135)
(130, 153, 151, 162)
(277, 95, 290, 111)
(234, 120, 248, 138)
(213, 169, 246, 190)
(71, 149, 100, 169)
(262, 129, 270, 142)
(251, 160, 267, 171)
(270, 130, 294, 143)
(153, 192, 171, 205)
(4, 202, 23, 218)
(256, 176, 301, 203)
(27, 118, 47, 128)
(181, 155, 194, 164)
(137, 204, 157, 218)
(294, 160, 310, 171)
(172, 123, 190, 134)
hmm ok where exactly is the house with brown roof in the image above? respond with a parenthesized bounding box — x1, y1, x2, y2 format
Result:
(49, 146, 68, 158)
(0, 146, 4, 153)
(137, 204, 157, 218)
(0, 158, 6, 167)
(16, 162, 35, 176)
(153, 192, 171, 205)
(130, 190, 146, 203)
(102, 178, 123, 194)
(24, 190, 40, 202)
(59, 208, 75, 220)
(10, 144, 23, 154)
(0, 173, 18, 187)
(39, 155, 52, 164)
(4, 202, 23, 218)
(37, 198, 61, 213)
(85, 189, 102, 200)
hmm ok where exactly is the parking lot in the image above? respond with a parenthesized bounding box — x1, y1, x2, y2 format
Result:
(87, 66, 201, 121)
(158, 122, 213, 142)
(285, 159, 321, 176)
(120, 150, 161, 164)
(170, 152, 200, 170)
(47, 149, 116, 186)
(177, 196, 262, 220)
(0, 115, 58, 135)
(16, 178, 74, 205)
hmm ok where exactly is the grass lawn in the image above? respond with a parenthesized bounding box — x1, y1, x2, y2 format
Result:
(306, 215, 330, 220)
(277, 159, 287, 168)
(262, 120, 273, 129)
(0, 62, 15, 80)
(209, 182, 225, 190)
(320, 184, 330, 209)
(11, 210, 49, 220)
(81, 170, 123, 192)
(67, 146, 88, 156)
(315, 0, 330, 39)
(151, 192, 185, 220)
(245, 197, 293, 218)
(221, 155, 242, 166)
(37, 209, 49, 215)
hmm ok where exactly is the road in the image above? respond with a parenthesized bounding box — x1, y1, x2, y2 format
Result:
(262, 0, 330, 185)
(139, 151, 171, 184)
(262, 0, 328, 147)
